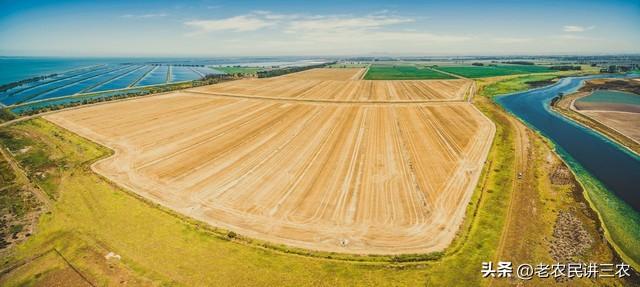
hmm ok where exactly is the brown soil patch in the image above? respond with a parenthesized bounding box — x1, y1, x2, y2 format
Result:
(192, 73, 472, 102)
(579, 111, 640, 143)
(574, 102, 640, 113)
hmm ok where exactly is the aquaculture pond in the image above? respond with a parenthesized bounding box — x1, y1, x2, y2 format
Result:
(0, 66, 119, 105)
(578, 90, 640, 105)
(135, 65, 169, 86)
(32, 65, 135, 101)
(90, 65, 148, 92)
(10, 87, 148, 114)
(169, 66, 202, 82)
(496, 74, 640, 265)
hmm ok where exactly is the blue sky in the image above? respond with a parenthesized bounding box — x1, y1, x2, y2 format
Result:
(0, 0, 638, 56)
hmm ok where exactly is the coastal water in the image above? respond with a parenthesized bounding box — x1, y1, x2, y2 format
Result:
(0, 56, 326, 86)
(0, 57, 122, 85)
(496, 75, 640, 211)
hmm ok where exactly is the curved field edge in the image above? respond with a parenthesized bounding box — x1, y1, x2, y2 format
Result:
(0, 116, 504, 286)
(0, 100, 515, 286)
(0, 74, 628, 285)
(3, 112, 496, 264)
(481, 74, 640, 270)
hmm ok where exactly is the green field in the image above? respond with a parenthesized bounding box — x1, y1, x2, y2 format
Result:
(363, 65, 454, 80)
(434, 65, 553, 78)
(578, 90, 640, 105)
(479, 74, 559, 96)
(214, 66, 263, 75)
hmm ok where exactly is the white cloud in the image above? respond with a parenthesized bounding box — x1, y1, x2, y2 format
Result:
(563, 25, 595, 32)
(121, 13, 167, 19)
(553, 34, 599, 41)
(181, 11, 472, 54)
(288, 15, 413, 32)
(184, 11, 413, 35)
(184, 15, 275, 33)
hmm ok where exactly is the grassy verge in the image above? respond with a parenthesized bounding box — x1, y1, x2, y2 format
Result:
(0, 109, 17, 123)
(0, 130, 43, 254)
(479, 74, 560, 95)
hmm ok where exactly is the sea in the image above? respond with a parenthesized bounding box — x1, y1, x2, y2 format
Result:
(0, 56, 328, 86)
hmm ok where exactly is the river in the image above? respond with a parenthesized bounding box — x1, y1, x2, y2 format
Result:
(495, 74, 640, 212)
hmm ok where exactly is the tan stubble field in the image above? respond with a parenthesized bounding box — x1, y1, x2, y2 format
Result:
(44, 68, 495, 254)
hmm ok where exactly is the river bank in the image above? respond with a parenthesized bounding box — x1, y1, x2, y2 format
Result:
(494, 74, 640, 269)
(552, 81, 640, 155)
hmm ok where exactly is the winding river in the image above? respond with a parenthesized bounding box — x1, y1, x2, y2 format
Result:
(495, 74, 640, 264)
(496, 74, 640, 212)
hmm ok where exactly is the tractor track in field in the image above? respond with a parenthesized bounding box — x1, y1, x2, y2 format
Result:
(12, 67, 496, 255)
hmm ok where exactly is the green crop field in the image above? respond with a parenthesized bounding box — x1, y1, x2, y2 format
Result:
(363, 65, 454, 80)
(434, 65, 553, 78)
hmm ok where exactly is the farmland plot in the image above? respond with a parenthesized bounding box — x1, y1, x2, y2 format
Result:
(192, 77, 472, 102)
(364, 66, 454, 80)
(45, 76, 494, 254)
(279, 68, 366, 80)
(434, 65, 552, 78)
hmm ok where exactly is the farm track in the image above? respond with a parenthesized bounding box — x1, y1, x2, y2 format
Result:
(490, 114, 531, 287)
(42, 68, 496, 255)
(427, 67, 466, 80)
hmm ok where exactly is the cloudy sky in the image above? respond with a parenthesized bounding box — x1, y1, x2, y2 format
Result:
(0, 0, 638, 56)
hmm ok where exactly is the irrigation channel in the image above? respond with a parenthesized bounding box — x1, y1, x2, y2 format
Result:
(496, 74, 640, 264)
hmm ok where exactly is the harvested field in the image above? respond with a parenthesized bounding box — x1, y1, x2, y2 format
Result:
(570, 88, 640, 144)
(44, 82, 494, 254)
(279, 68, 366, 80)
(191, 77, 472, 102)
(579, 111, 640, 143)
